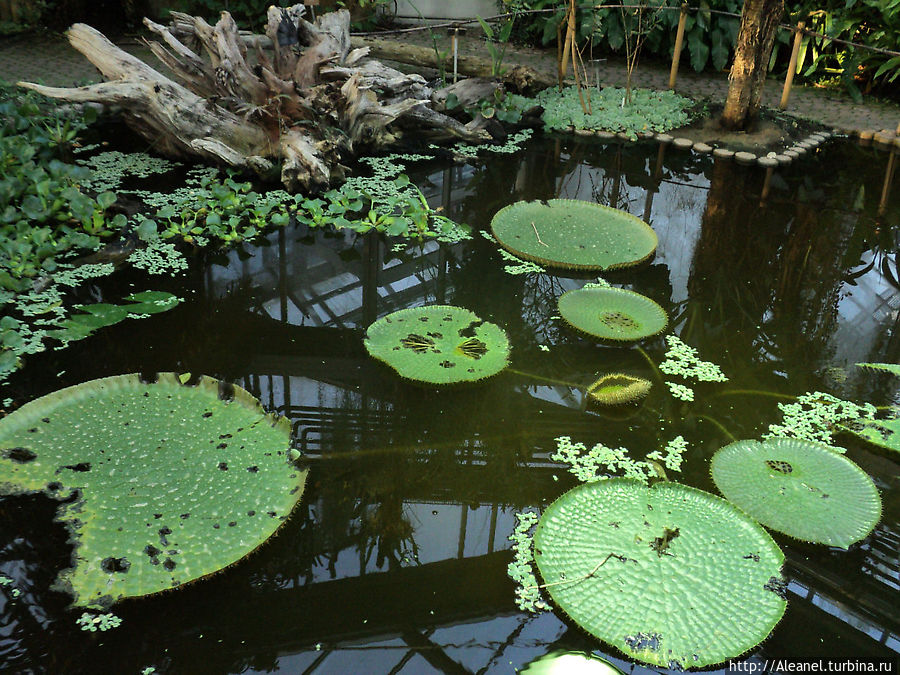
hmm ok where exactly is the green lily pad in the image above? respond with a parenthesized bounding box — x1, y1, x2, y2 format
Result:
(843, 416, 900, 455)
(534, 479, 785, 668)
(0, 373, 306, 608)
(558, 287, 667, 341)
(490, 199, 657, 271)
(364, 305, 510, 384)
(711, 438, 881, 548)
(586, 373, 651, 405)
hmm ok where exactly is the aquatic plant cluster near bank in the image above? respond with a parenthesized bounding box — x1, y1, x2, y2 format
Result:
(1, 81, 542, 385)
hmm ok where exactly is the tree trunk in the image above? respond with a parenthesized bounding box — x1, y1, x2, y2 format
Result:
(720, 0, 784, 130)
(17, 6, 500, 193)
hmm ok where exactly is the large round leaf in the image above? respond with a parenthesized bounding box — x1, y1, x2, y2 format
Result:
(490, 199, 657, 271)
(364, 305, 510, 384)
(711, 438, 881, 548)
(0, 373, 306, 608)
(534, 479, 785, 668)
(558, 287, 668, 341)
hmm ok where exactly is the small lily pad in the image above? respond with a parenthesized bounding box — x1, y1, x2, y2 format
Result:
(558, 287, 667, 341)
(364, 305, 510, 384)
(490, 199, 657, 271)
(710, 438, 881, 548)
(0, 373, 306, 607)
(534, 479, 785, 668)
(586, 373, 651, 405)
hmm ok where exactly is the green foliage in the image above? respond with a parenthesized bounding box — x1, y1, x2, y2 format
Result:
(507, 511, 550, 613)
(711, 438, 882, 548)
(557, 287, 668, 342)
(552, 435, 678, 483)
(533, 479, 786, 668)
(490, 199, 658, 271)
(512, 86, 692, 139)
(0, 84, 126, 293)
(364, 305, 511, 384)
(785, 0, 900, 100)
(0, 373, 307, 608)
(476, 15, 516, 76)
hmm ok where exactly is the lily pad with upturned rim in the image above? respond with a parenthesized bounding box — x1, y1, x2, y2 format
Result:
(490, 199, 657, 271)
(533, 479, 785, 668)
(558, 287, 668, 342)
(586, 373, 652, 405)
(710, 438, 881, 548)
(364, 305, 510, 384)
(0, 373, 306, 608)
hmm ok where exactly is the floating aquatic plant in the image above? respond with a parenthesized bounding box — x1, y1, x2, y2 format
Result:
(659, 336, 727, 383)
(586, 373, 651, 406)
(557, 287, 667, 342)
(646, 436, 688, 472)
(711, 438, 881, 548)
(364, 305, 510, 384)
(77, 611, 122, 632)
(490, 199, 657, 271)
(666, 381, 694, 402)
(764, 391, 875, 451)
(0, 373, 307, 607)
(553, 436, 654, 483)
(507, 511, 550, 614)
(533, 479, 786, 668)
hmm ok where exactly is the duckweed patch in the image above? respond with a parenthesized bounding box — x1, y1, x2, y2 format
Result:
(659, 336, 728, 383)
(507, 511, 550, 614)
(764, 391, 875, 451)
(0, 373, 307, 607)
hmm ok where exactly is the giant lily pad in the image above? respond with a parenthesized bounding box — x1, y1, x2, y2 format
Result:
(490, 199, 657, 271)
(558, 287, 667, 341)
(534, 479, 785, 668)
(711, 438, 881, 548)
(0, 373, 306, 607)
(364, 305, 510, 384)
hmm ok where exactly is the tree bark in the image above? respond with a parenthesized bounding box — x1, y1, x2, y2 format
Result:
(720, 0, 784, 130)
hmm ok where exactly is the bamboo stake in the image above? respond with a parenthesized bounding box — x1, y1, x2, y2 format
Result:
(779, 20, 806, 110)
(668, 3, 688, 90)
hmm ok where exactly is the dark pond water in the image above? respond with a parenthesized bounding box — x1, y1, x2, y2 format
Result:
(1, 135, 899, 674)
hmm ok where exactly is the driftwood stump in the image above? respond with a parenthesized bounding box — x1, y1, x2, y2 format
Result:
(18, 6, 512, 193)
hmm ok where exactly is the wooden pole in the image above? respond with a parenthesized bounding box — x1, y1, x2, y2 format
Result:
(668, 4, 688, 90)
(451, 29, 459, 83)
(878, 150, 897, 216)
(779, 21, 806, 110)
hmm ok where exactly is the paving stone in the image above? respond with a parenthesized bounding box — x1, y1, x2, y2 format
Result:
(734, 151, 757, 165)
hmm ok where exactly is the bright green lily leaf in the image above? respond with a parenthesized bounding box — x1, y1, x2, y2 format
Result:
(364, 305, 510, 384)
(586, 373, 651, 405)
(711, 438, 881, 548)
(0, 373, 307, 608)
(534, 479, 785, 668)
(856, 362, 900, 376)
(558, 287, 667, 342)
(490, 199, 657, 271)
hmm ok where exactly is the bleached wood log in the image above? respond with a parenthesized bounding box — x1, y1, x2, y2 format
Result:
(18, 10, 499, 193)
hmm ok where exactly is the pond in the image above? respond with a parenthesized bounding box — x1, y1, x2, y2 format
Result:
(1, 134, 898, 673)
